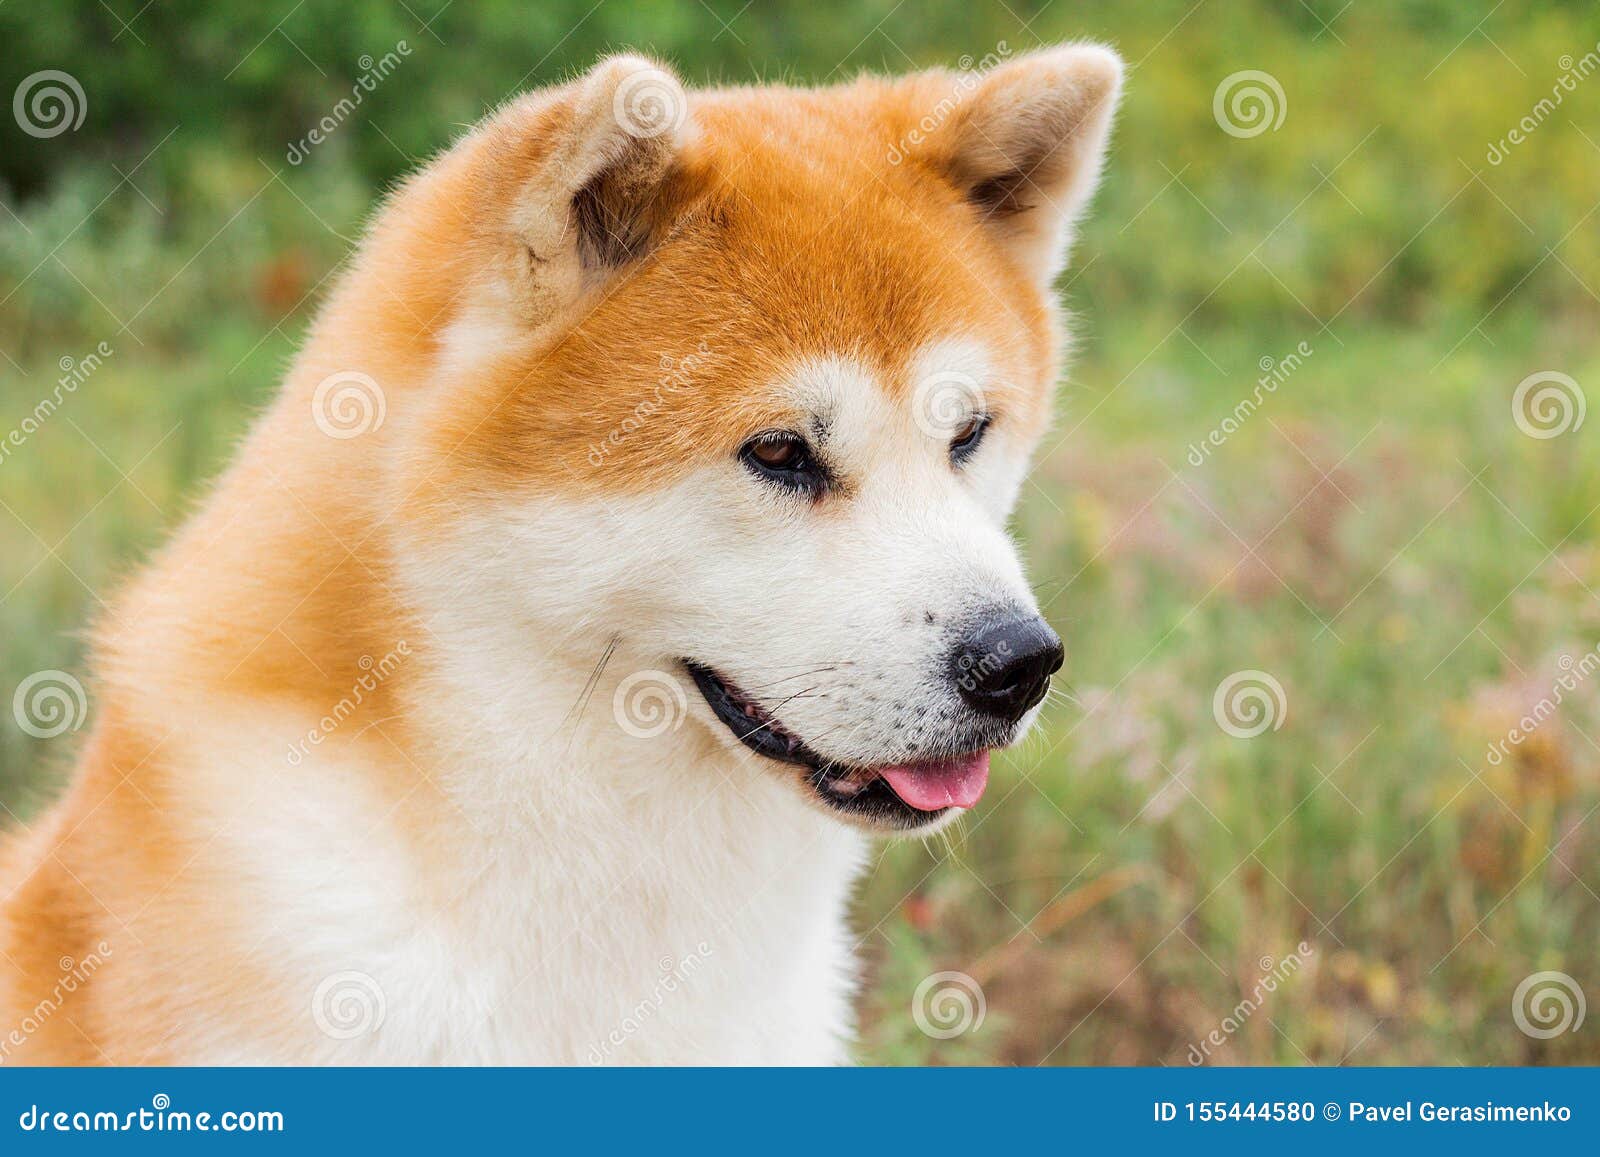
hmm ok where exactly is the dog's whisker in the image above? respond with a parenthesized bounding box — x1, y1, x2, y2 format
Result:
(562, 634, 618, 736)
(1045, 684, 1081, 708)
(739, 667, 838, 691)
(749, 660, 860, 669)
(721, 684, 821, 749)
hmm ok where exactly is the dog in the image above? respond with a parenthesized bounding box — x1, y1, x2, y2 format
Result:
(0, 44, 1122, 1064)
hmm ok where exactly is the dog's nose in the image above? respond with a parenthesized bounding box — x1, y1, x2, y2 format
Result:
(951, 613, 1063, 723)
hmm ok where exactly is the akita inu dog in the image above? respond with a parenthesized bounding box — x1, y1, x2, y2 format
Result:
(0, 44, 1121, 1064)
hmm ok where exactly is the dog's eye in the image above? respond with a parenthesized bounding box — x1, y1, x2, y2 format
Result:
(949, 414, 991, 464)
(749, 437, 804, 469)
(739, 432, 827, 497)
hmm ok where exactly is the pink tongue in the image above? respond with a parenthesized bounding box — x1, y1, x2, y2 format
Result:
(878, 751, 990, 812)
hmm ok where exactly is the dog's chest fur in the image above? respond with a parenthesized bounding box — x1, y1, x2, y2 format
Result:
(431, 796, 865, 1066)
(168, 662, 868, 1066)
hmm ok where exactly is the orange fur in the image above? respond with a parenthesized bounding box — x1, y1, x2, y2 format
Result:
(0, 46, 1121, 1063)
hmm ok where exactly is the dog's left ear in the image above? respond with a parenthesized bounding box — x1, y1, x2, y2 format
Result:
(915, 44, 1124, 286)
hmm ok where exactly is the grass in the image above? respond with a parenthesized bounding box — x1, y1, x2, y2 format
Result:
(854, 308, 1600, 1065)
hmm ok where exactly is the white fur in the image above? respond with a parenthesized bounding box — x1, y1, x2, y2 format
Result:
(114, 341, 1040, 1065)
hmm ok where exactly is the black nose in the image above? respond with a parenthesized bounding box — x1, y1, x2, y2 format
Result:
(951, 613, 1063, 723)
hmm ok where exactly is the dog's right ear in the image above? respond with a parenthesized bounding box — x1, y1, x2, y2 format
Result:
(463, 54, 694, 325)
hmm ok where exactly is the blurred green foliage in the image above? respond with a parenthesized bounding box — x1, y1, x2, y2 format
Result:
(3, 0, 1600, 349)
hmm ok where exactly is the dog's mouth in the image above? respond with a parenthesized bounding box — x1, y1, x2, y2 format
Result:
(684, 661, 990, 829)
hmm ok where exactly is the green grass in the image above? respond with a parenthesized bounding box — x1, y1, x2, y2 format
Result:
(857, 310, 1600, 1065)
(4, 1, 1599, 1065)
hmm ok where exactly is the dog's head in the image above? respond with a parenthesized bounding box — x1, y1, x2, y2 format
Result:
(380, 46, 1122, 833)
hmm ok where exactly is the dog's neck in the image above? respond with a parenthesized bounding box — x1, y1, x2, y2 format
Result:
(393, 616, 870, 1062)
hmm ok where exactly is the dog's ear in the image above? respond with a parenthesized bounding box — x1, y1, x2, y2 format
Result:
(470, 53, 695, 323)
(913, 44, 1123, 287)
